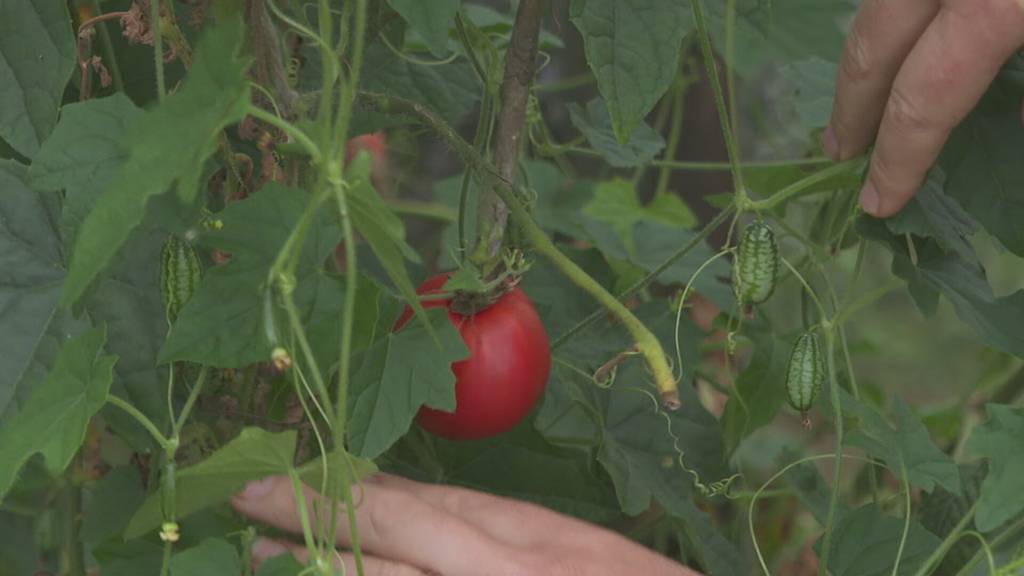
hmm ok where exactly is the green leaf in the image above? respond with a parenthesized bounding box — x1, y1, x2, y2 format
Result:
(29, 93, 143, 241)
(429, 425, 621, 524)
(456, 8, 502, 96)
(721, 320, 795, 455)
(159, 184, 340, 368)
(860, 217, 1024, 359)
(348, 309, 469, 459)
(0, 0, 76, 158)
(0, 512, 37, 576)
(965, 404, 1024, 532)
(814, 504, 942, 576)
(0, 160, 65, 417)
(82, 466, 146, 544)
(170, 538, 240, 576)
(776, 57, 837, 129)
(841, 394, 960, 494)
(583, 179, 696, 256)
(361, 41, 479, 124)
(940, 85, 1024, 257)
(0, 326, 116, 500)
(61, 12, 251, 307)
(781, 449, 849, 525)
(886, 169, 979, 264)
(568, 99, 665, 167)
(255, 553, 305, 576)
(125, 428, 296, 539)
(570, 0, 692, 143)
(347, 152, 430, 335)
(919, 464, 986, 575)
(387, 0, 460, 57)
(526, 161, 595, 240)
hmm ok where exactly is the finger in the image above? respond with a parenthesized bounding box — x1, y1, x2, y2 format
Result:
(251, 537, 429, 576)
(863, 0, 1024, 216)
(826, 0, 939, 160)
(232, 475, 525, 576)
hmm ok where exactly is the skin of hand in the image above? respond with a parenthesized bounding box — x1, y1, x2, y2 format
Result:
(824, 0, 1024, 218)
(232, 473, 703, 576)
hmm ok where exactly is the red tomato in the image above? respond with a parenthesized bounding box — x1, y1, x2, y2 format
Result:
(394, 273, 551, 440)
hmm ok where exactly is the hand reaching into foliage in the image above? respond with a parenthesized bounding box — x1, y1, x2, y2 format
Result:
(232, 474, 703, 576)
(825, 0, 1024, 217)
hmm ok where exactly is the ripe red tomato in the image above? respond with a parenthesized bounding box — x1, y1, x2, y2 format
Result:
(394, 273, 551, 440)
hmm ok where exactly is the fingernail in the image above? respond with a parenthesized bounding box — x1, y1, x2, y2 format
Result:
(252, 537, 289, 561)
(860, 181, 881, 216)
(239, 476, 276, 500)
(822, 126, 840, 161)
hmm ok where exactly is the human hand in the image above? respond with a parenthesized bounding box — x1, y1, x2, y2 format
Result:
(824, 0, 1024, 217)
(232, 473, 702, 575)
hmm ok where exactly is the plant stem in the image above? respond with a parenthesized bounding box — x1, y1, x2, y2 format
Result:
(151, 0, 165, 101)
(471, 0, 543, 269)
(87, 1, 125, 92)
(751, 157, 868, 211)
(654, 77, 686, 198)
(912, 500, 979, 576)
(246, 106, 322, 162)
(891, 460, 912, 576)
(173, 366, 209, 434)
(387, 199, 457, 222)
(62, 463, 85, 576)
(107, 395, 171, 451)
(690, 0, 745, 201)
(552, 204, 735, 349)
(818, 326, 845, 576)
(498, 176, 681, 406)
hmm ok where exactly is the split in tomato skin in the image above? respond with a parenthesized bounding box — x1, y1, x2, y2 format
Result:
(394, 273, 552, 441)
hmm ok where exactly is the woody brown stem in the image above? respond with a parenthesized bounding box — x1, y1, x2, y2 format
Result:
(471, 0, 543, 270)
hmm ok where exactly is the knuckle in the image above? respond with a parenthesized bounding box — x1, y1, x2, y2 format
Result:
(885, 87, 933, 133)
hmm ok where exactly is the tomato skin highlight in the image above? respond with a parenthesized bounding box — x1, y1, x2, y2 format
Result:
(394, 273, 552, 440)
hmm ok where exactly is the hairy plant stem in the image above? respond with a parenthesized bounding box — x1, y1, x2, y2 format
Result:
(471, 0, 543, 271)
(360, 92, 682, 406)
(62, 461, 85, 576)
(690, 0, 745, 203)
(552, 204, 735, 350)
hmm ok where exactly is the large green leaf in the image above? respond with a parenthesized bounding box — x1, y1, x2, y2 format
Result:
(125, 428, 297, 539)
(360, 41, 480, 124)
(861, 217, 1024, 359)
(570, 0, 691, 143)
(387, 0, 460, 56)
(82, 466, 146, 545)
(965, 404, 1024, 532)
(940, 84, 1024, 257)
(0, 0, 76, 158)
(814, 504, 942, 576)
(0, 160, 65, 417)
(159, 184, 341, 368)
(885, 169, 979, 265)
(170, 538, 240, 576)
(0, 326, 116, 500)
(61, 11, 251, 307)
(568, 99, 665, 168)
(841, 394, 960, 494)
(29, 93, 143, 241)
(348, 308, 469, 459)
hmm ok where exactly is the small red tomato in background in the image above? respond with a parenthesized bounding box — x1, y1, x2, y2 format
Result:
(394, 273, 552, 440)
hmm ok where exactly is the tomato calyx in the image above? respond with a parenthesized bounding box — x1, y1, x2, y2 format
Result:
(444, 249, 531, 316)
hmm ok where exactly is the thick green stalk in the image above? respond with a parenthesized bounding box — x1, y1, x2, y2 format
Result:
(750, 157, 868, 211)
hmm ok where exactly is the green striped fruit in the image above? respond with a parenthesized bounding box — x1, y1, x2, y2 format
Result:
(733, 220, 779, 305)
(786, 331, 824, 427)
(160, 236, 202, 322)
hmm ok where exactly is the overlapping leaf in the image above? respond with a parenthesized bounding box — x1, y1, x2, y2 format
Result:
(568, 99, 665, 168)
(966, 404, 1024, 532)
(61, 11, 251, 307)
(387, 0, 460, 56)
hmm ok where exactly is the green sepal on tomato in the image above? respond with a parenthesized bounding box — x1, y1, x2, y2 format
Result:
(394, 273, 552, 440)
